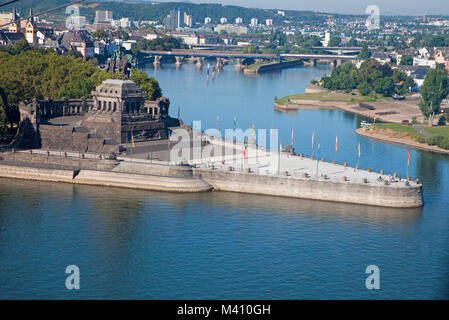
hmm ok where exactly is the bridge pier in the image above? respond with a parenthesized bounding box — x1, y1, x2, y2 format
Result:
(175, 56, 183, 68)
(235, 58, 244, 71)
(153, 55, 162, 68)
(196, 57, 205, 69)
(216, 57, 224, 71)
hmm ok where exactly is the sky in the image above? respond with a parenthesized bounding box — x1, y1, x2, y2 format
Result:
(152, 0, 449, 16)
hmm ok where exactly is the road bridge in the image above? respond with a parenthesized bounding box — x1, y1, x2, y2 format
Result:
(140, 49, 358, 70)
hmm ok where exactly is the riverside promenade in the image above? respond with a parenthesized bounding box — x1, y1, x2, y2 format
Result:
(0, 132, 424, 208)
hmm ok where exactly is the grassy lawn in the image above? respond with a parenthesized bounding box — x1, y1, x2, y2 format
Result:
(424, 125, 449, 137)
(245, 61, 278, 71)
(372, 123, 422, 139)
(276, 91, 386, 106)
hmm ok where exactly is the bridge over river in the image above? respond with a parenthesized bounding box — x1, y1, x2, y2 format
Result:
(139, 49, 357, 70)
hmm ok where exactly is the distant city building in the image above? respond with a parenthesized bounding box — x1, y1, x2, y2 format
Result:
(170, 31, 198, 45)
(165, 8, 185, 29)
(204, 17, 212, 24)
(184, 12, 193, 28)
(0, 8, 38, 45)
(58, 30, 94, 59)
(95, 10, 113, 23)
(120, 18, 131, 28)
(250, 18, 258, 27)
(235, 17, 243, 24)
(266, 19, 273, 26)
(215, 24, 248, 35)
(220, 17, 228, 24)
(277, 10, 286, 16)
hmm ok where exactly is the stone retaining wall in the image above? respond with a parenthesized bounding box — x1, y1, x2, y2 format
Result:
(195, 169, 423, 208)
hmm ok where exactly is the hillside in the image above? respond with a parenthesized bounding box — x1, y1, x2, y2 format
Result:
(4, 0, 326, 26)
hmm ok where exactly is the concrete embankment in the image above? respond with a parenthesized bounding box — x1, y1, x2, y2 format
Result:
(195, 168, 423, 208)
(244, 60, 304, 74)
(0, 152, 212, 193)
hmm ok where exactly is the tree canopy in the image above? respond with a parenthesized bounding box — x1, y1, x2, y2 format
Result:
(321, 59, 415, 97)
(419, 68, 449, 125)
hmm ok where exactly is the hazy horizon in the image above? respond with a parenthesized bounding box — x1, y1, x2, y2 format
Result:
(149, 0, 449, 16)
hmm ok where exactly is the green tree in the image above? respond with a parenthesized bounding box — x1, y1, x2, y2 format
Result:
(358, 43, 371, 59)
(399, 54, 413, 66)
(419, 69, 449, 126)
(130, 69, 162, 100)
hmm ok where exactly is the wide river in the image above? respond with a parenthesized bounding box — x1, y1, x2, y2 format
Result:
(1, 63, 448, 299)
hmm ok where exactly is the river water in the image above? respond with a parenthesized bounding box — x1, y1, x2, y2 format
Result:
(0, 63, 448, 299)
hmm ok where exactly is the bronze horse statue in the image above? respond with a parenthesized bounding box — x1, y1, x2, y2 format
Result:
(106, 47, 134, 80)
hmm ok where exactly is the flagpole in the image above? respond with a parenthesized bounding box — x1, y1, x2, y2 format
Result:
(59, 125, 62, 157)
(316, 143, 320, 178)
(94, 128, 97, 160)
(131, 129, 133, 162)
(407, 149, 410, 178)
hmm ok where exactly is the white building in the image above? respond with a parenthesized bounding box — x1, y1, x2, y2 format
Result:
(266, 19, 273, 26)
(220, 17, 228, 24)
(250, 18, 258, 27)
(184, 13, 193, 28)
(120, 18, 131, 28)
(204, 17, 212, 24)
(170, 31, 198, 45)
(277, 10, 286, 16)
(413, 57, 436, 68)
(95, 10, 113, 23)
(235, 17, 243, 24)
(215, 24, 248, 35)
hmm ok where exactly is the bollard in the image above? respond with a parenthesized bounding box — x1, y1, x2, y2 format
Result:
(380, 170, 385, 175)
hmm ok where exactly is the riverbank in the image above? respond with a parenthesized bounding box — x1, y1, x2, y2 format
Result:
(244, 59, 304, 74)
(275, 90, 425, 124)
(356, 125, 449, 155)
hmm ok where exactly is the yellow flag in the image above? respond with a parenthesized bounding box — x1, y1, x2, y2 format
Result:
(358, 142, 361, 158)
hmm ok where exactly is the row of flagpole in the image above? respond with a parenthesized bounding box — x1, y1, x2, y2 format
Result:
(125, 116, 413, 178)
(213, 115, 413, 177)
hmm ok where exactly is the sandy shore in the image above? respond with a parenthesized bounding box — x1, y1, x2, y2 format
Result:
(356, 127, 449, 155)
